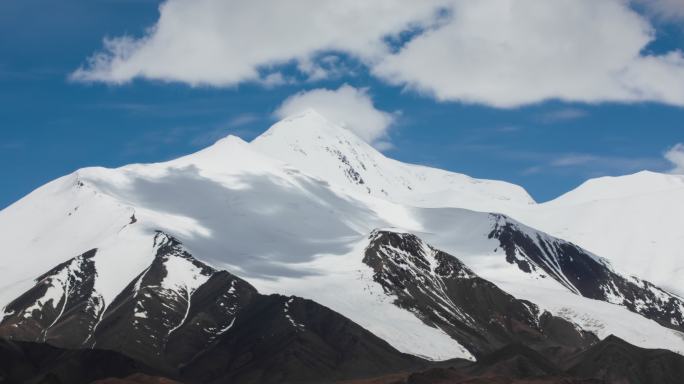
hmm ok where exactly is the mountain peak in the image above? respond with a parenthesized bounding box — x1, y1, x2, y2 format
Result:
(253, 108, 367, 147)
(251, 111, 534, 210)
(277, 108, 331, 125)
(167, 133, 284, 174)
(196, 134, 250, 155)
(548, 170, 684, 205)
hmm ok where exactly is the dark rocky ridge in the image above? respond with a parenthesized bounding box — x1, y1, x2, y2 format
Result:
(345, 335, 684, 384)
(363, 230, 597, 361)
(92, 374, 182, 384)
(0, 232, 425, 383)
(488, 214, 684, 332)
(565, 334, 684, 383)
(85, 232, 225, 369)
(0, 332, 684, 384)
(182, 294, 425, 384)
(0, 339, 161, 384)
(0, 248, 104, 347)
(5, 333, 682, 384)
(1, 230, 682, 384)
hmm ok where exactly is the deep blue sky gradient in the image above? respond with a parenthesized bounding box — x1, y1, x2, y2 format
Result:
(1, 0, 683, 208)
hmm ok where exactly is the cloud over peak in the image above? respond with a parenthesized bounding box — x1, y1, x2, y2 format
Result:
(274, 85, 396, 148)
(73, 0, 684, 108)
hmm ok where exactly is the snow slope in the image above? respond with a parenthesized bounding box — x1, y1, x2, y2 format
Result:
(252, 111, 684, 298)
(254, 237, 474, 361)
(412, 209, 684, 354)
(514, 171, 684, 296)
(1, 110, 683, 360)
(251, 110, 535, 213)
(0, 130, 473, 359)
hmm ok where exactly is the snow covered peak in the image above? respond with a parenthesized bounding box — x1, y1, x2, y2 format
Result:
(514, 170, 684, 296)
(547, 170, 684, 205)
(169, 134, 265, 170)
(252, 108, 376, 165)
(258, 108, 351, 137)
(251, 110, 535, 211)
(208, 134, 250, 150)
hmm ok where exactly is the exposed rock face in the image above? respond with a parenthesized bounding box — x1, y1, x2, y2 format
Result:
(85, 233, 240, 369)
(363, 230, 596, 359)
(0, 248, 103, 347)
(0, 232, 424, 382)
(1, 230, 683, 384)
(488, 214, 684, 332)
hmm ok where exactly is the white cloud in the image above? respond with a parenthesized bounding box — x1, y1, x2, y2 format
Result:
(71, 0, 444, 86)
(665, 143, 684, 174)
(73, 0, 684, 108)
(634, 0, 684, 22)
(374, 0, 684, 108)
(274, 85, 396, 146)
(373, 140, 396, 152)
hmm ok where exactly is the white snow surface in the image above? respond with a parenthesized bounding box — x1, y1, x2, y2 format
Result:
(1, 109, 683, 359)
(255, 238, 475, 361)
(252, 111, 684, 297)
(412, 211, 684, 355)
(251, 110, 535, 214)
(508, 171, 684, 296)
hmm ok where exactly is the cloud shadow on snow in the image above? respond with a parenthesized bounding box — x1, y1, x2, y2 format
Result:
(105, 165, 384, 279)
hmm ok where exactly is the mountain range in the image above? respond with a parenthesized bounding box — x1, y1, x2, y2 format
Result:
(1, 110, 683, 383)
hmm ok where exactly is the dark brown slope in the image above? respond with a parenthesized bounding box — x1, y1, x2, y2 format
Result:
(400, 343, 599, 384)
(565, 334, 684, 384)
(0, 232, 425, 384)
(363, 230, 596, 360)
(0, 339, 164, 384)
(346, 335, 684, 384)
(181, 294, 426, 384)
(0, 249, 103, 347)
(488, 214, 684, 332)
(91, 373, 183, 384)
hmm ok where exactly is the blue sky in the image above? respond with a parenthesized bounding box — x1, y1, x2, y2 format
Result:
(1, 0, 684, 209)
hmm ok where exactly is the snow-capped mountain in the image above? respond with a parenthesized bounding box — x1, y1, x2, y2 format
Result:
(1, 109, 683, 382)
(251, 110, 535, 213)
(487, 214, 684, 332)
(252, 111, 684, 297)
(362, 230, 596, 357)
(0, 231, 427, 382)
(0, 226, 598, 371)
(514, 171, 684, 296)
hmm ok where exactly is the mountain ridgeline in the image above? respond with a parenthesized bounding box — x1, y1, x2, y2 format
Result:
(1, 110, 683, 383)
(0, 233, 426, 383)
(363, 230, 596, 359)
(488, 214, 684, 332)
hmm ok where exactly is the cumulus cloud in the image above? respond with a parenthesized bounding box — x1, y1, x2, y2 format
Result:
(665, 143, 684, 174)
(634, 0, 684, 22)
(71, 0, 444, 86)
(374, 0, 684, 108)
(73, 0, 684, 108)
(274, 85, 396, 146)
